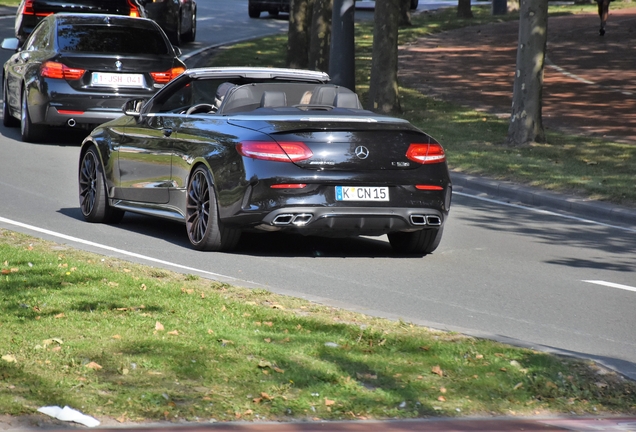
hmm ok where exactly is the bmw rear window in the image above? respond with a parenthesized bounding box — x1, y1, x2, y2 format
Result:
(57, 25, 169, 55)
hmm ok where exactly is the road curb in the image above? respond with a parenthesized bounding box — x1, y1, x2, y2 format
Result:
(451, 171, 636, 227)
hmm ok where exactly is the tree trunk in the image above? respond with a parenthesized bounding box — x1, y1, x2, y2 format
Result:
(368, 0, 401, 114)
(399, 0, 412, 26)
(506, 0, 548, 146)
(308, 0, 333, 72)
(457, 0, 473, 18)
(287, 0, 314, 69)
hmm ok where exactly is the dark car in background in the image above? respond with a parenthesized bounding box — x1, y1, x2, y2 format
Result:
(143, 0, 196, 46)
(248, 0, 289, 18)
(14, 0, 196, 47)
(2, 13, 186, 142)
(14, 0, 146, 44)
(78, 67, 451, 255)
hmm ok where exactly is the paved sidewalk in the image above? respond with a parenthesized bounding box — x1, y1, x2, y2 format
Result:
(2, 415, 636, 431)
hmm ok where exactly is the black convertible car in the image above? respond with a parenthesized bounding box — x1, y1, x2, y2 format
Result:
(78, 67, 452, 254)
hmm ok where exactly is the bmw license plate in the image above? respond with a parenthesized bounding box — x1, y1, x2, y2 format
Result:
(335, 186, 389, 201)
(91, 72, 144, 88)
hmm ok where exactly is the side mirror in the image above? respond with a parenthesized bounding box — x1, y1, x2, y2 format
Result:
(1, 38, 20, 52)
(173, 46, 182, 57)
(122, 98, 146, 117)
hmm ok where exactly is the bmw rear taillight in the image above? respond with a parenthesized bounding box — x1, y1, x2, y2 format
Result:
(406, 143, 446, 164)
(127, 0, 141, 17)
(237, 141, 313, 162)
(40, 62, 85, 80)
(150, 67, 185, 84)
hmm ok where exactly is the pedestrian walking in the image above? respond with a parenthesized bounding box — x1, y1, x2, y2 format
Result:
(597, 0, 613, 35)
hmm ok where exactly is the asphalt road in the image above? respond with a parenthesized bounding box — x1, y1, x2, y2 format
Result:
(1, 0, 635, 387)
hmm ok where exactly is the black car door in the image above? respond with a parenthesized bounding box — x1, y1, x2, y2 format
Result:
(116, 113, 176, 204)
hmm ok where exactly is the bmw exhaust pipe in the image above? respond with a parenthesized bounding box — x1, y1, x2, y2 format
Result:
(67, 118, 76, 127)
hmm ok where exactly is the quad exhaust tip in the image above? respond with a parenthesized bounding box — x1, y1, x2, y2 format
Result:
(272, 213, 313, 226)
(410, 214, 442, 226)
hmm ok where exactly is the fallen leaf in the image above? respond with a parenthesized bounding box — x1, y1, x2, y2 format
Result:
(207, 329, 214, 334)
(261, 392, 273, 400)
(258, 360, 272, 368)
(2, 354, 17, 363)
(264, 321, 273, 327)
(475, 354, 484, 359)
(513, 382, 523, 390)
(252, 397, 262, 404)
(437, 396, 446, 402)
(167, 330, 179, 336)
(86, 361, 102, 370)
(431, 365, 444, 376)
(112, 334, 122, 339)
(273, 366, 285, 374)
(264, 338, 271, 343)
(1, 269, 10, 275)
(500, 367, 507, 372)
(324, 398, 335, 406)
(439, 387, 447, 393)
(54, 313, 65, 319)
(155, 321, 164, 331)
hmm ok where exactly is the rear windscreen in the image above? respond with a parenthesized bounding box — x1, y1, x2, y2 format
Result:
(57, 25, 169, 55)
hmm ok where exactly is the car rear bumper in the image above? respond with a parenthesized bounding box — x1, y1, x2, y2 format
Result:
(252, 206, 446, 237)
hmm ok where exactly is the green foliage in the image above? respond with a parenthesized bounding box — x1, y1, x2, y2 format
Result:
(1, 230, 635, 423)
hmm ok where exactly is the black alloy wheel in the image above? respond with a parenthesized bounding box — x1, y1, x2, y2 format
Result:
(20, 88, 45, 142)
(388, 226, 444, 255)
(170, 16, 182, 46)
(79, 146, 125, 223)
(186, 166, 241, 251)
(3, 80, 18, 128)
(248, 3, 261, 18)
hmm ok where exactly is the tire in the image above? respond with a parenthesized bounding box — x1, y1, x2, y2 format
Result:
(388, 226, 444, 255)
(186, 166, 241, 251)
(248, 4, 260, 18)
(182, 9, 196, 43)
(410, 0, 419, 9)
(20, 88, 45, 143)
(3, 80, 18, 128)
(169, 16, 182, 46)
(78, 146, 125, 224)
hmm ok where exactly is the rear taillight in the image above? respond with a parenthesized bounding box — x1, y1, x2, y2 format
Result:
(415, 185, 444, 191)
(271, 184, 307, 189)
(22, 0, 53, 17)
(406, 143, 446, 164)
(40, 62, 85, 80)
(237, 141, 313, 162)
(127, 0, 141, 17)
(150, 67, 185, 84)
(22, 0, 34, 15)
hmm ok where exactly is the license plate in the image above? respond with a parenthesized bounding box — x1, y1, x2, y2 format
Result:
(91, 72, 145, 88)
(335, 186, 389, 201)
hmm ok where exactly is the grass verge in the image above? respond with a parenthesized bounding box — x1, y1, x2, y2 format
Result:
(203, 4, 636, 207)
(2, 229, 636, 423)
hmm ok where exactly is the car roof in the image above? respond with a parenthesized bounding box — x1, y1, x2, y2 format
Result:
(185, 67, 330, 84)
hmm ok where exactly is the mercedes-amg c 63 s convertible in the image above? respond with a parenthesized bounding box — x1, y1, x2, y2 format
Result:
(78, 67, 452, 255)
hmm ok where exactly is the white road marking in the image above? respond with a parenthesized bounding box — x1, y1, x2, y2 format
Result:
(453, 191, 636, 233)
(583, 280, 636, 293)
(0, 216, 263, 287)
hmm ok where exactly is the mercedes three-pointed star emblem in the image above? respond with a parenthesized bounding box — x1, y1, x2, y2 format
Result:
(354, 145, 369, 160)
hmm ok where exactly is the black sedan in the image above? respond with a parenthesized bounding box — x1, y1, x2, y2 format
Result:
(142, 0, 197, 46)
(248, 0, 289, 18)
(14, 0, 147, 45)
(2, 13, 186, 143)
(78, 67, 452, 255)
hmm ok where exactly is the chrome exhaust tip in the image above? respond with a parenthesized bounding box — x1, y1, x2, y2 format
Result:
(410, 215, 427, 226)
(426, 215, 442, 226)
(272, 214, 294, 225)
(67, 118, 76, 127)
(291, 213, 312, 226)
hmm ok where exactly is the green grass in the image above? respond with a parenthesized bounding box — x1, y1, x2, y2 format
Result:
(205, 4, 636, 207)
(2, 229, 636, 423)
